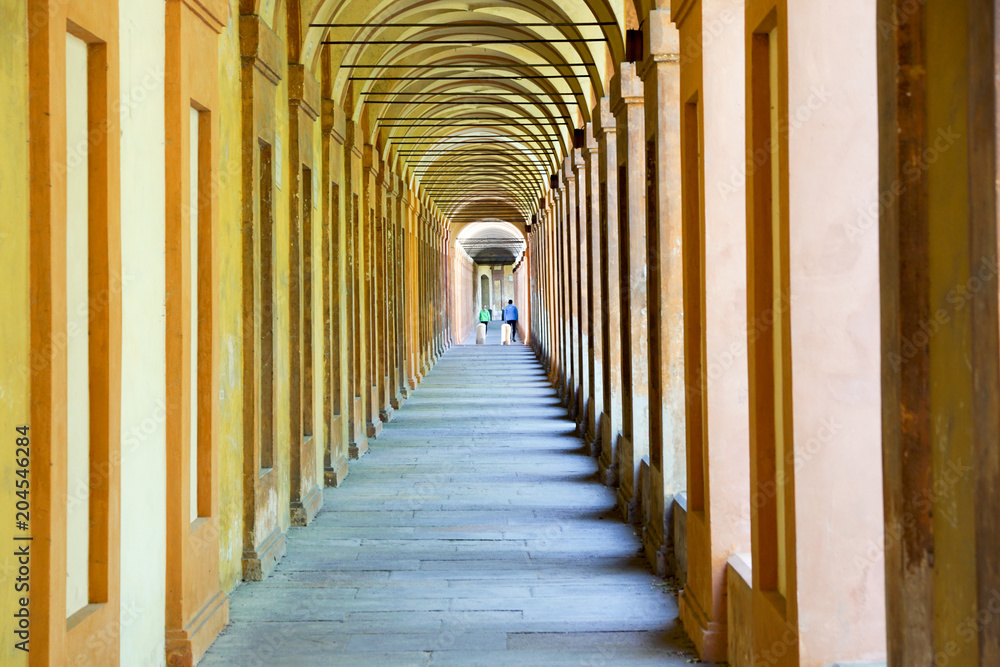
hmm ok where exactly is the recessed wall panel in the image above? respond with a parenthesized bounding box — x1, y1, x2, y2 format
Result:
(65, 31, 90, 618)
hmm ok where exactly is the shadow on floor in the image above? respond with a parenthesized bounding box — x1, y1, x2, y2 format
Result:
(201, 343, 710, 666)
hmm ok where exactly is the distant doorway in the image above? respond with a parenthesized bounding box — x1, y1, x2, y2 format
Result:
(480, 274, 490, 310)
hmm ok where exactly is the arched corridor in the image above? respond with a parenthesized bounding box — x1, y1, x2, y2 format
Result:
(4, 0, 1000, 664)
(200, 343, 701, 665)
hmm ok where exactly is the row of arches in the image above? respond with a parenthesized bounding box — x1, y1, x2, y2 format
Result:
(6, 0, 1000, 664)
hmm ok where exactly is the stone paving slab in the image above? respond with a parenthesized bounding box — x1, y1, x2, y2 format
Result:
(201, 344, 706, 666)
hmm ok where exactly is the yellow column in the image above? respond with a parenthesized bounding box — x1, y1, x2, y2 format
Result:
(594, 97, 624, 487)
(612, 61, 650, 522)
(878, 0, 1000, 663)
(556, 179, 571, 399)
(639, 7, 686, 575)
(344, 121, 367, 458)
(406, 197, 420, 389)
(563, 157, 581, 419)
(573, 143, 592, 438)
(584, 123, 604, 451)
(320, 97, 349, 485)
(362, 146, 382, 439)
(672, 0, 751, 659)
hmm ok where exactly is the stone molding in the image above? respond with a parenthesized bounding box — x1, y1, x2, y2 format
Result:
(611, 63, 645, 116)
(288, 64, 320, 121)
(593, 97, 616, 139)
(180, 0, 228, 33)
(240, 15, 283, 86)
(322, 99, 346, 143)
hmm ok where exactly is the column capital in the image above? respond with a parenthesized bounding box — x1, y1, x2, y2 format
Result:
(584, 122, 599, 154)
(611, 62, 644, 116)
(669, 0, 696, 28)
(288, 63, 320, 121)
(592, 97, 616, 139)
(345, 119, 364, 158)
(363, 144, 379, 175)
(240, 15, 283, 85)
(562, 156, 576, 182)
(321, 99, 345, 143)
(639, 10, 680, 81)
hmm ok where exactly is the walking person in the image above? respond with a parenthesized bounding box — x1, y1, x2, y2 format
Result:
(503, 300, 519, 342)
(478, 306, 491, 332)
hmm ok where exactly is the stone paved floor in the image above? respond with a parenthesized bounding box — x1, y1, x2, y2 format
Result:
(201, 338, 708, 666)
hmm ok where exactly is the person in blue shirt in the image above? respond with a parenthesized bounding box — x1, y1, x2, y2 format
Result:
(502, 300, 519, 342)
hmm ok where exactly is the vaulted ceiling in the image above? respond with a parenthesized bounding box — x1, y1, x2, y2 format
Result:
(284, 0, 630, 242)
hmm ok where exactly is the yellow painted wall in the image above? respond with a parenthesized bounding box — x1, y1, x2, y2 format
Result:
(217, 0, 246, 594)
(0, 0, 29, 663)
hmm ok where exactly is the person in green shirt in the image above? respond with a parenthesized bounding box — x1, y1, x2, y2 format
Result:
(478, 307, 491, 332)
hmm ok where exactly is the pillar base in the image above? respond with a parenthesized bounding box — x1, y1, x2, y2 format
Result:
(679, 586, 728, 663)
(349, 397, 365, 445)
(324, 456, 349, 487)
(390, 391, 404, 410)
(349, 436, 368, 459)
(242, 525, 286, 582)
(379, 405, 395, 423)
(290, 483, 323, 527)
(616, 468, 640, 525)
(165, 589, 229, 667)
(588, 411, 604, 458)
(641, 500, 668, 578)
(576, 394, 587, 431)
(366, 419, 383, 439)
(598, 416, 619, 487)
(562, 384, 575, 413)
(615, 434, 641, 522)
(584, 401, 596, 446)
